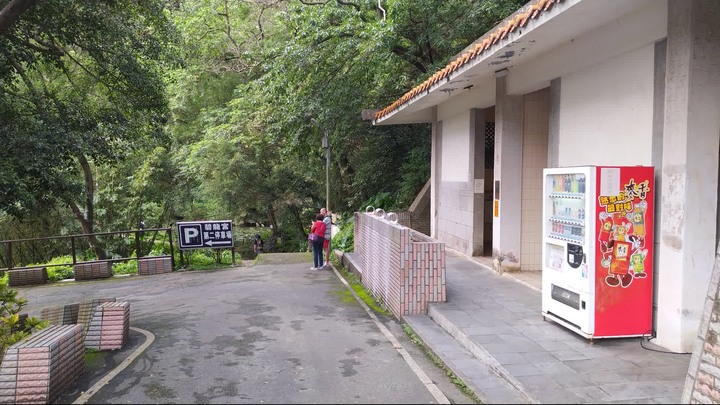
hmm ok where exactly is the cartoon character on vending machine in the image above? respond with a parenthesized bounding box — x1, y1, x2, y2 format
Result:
(598, 212, 614, 268)
(606, 240, 634, 288)
(613, 221, 630, 242)
(627, 201, 647, 247)
(630, 249, 648, 279)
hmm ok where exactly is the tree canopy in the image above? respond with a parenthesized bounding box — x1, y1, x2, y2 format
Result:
(0, 0, 526, 254)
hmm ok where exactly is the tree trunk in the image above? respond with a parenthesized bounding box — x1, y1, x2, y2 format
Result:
(68, 200, 108, 260)
(267, 207, 278, 251)
(66, 154, 107, 260)
(0, 0, 37, 35)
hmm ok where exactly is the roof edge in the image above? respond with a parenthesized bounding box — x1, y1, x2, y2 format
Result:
(373, 0, 565, 123)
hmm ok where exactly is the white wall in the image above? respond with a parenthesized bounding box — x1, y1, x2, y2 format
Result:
(508, 0, 666, 97)
(558, 44, 655, 166)
(440, 112, 471, 182)
(436, 111, 474, 255)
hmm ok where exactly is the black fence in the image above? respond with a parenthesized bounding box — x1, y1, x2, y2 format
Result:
(0, 227, 174, 271)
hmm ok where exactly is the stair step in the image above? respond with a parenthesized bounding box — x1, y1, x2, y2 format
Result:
(404, 314, 532, 404)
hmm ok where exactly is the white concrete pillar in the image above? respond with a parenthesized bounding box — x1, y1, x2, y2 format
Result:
(547, 78, 561, 168)
(430, 107, 439, 239)
(656, 0, 720, 353)
(492, 73, 524, 272)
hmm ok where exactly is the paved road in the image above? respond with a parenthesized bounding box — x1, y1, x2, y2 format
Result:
(15, 253, 477, 404)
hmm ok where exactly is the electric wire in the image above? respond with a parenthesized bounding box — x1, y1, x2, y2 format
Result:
(639, 329, 691, 354)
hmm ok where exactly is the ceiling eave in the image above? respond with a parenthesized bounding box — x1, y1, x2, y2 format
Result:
(373, 0, 653, 126)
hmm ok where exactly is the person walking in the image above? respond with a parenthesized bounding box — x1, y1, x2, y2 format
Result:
(320, 208, 332, 268)
(252, 234, 263, 256)
(309, 213, 326, 270)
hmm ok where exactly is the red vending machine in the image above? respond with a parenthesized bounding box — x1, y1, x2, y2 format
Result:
(541, 166, 654, 339)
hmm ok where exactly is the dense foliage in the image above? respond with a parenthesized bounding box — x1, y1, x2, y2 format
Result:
(0, 0, 525, 260)
(0, 276, 47, 361)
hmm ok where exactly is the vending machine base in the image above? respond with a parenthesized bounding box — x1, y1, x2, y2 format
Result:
(542, 311, 649, 341)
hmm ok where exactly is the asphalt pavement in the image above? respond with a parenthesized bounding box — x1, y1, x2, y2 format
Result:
(14, 252, 477, 404)
(13, 248, 691, 404)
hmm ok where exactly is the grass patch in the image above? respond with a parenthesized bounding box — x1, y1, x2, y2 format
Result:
(332, 259, 390, 316)
(402, 323, 482, 402)
(332, 255, 481, 403)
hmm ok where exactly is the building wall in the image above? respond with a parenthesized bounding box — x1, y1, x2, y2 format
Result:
(437, 111, 474, 255)
(521, 89, 550, 271)
(440, 112, 471, 182)
(656, 0, 720, 353)
(558, 43, 655, 166)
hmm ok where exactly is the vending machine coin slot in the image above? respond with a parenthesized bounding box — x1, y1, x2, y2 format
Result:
(567, 243, 583, 269)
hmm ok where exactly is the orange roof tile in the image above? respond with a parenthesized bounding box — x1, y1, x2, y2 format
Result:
(374, 0, 563, 122)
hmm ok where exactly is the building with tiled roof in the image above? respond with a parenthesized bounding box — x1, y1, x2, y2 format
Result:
(371, 0, 720, 368)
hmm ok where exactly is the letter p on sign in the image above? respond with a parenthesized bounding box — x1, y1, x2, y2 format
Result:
(178, 224, 203, 248)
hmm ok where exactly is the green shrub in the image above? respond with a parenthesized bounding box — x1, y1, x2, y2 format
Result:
(359, 192, 401, 212)
(0, 277, 47, 362)
(27, 255, 74, 282)
(332, 214, 354, 253)
(112, 261, 138, 275)
(182, 249, 236, 270)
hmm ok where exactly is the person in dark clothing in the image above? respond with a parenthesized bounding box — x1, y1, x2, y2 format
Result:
(252, 234, 264, 255)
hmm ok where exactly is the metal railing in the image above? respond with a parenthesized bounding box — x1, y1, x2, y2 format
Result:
(0, 227, 174, 271)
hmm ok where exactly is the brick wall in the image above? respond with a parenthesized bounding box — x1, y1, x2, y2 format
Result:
(7, 267, 48, 287)
(683, 248, 720, 403)
(354, 211, 446, 319)
(137, 256, 172, 275)
(74, 261, 113, 280)
(84, 302, 130, 351)
(0, 324, 84, 404)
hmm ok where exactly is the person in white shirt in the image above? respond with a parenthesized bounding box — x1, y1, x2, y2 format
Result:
(320, 208, 332, 267)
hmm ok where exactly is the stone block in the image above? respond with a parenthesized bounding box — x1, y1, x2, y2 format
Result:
(137, 256, 173, 276)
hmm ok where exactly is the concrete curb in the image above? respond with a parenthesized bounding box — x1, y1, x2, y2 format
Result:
(427, 305, 541, 404)
(72, 327, 155, 404)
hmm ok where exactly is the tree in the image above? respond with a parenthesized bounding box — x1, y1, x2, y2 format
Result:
(166, 0, 526, 249)
(0, 1, 176, 258)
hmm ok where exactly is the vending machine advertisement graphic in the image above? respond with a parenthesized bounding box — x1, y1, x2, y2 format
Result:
(541, 166, 654, 339)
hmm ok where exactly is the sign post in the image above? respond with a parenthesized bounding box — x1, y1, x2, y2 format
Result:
(177, 220, 234, 267)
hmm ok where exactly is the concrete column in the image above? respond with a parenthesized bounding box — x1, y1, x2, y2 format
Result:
(651, 38, 666, 332)
(656, 0, 720, 353)
(547, 78, 561, 168)
(431, 107, 439, 238)
(471, 109, 487, 256)
(492, 73, 524, 272)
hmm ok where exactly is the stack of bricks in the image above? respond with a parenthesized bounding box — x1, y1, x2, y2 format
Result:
(73, 261, 113, 280)
(684, 249, 720, 403)
(83, 302, 130, 351)
(40, 303, 80, 326)
(76, 298, 116, 336)
(0, 324, 84, 404)
(137, 256, 172, 276)
(7, 267, 48, 287)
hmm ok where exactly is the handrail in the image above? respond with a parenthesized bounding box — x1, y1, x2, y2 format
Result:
(0, 227, 169, 244)
(1, 228, 174, 271)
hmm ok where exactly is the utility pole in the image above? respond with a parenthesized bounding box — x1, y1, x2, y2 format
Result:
(322, 129, 330, 212)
